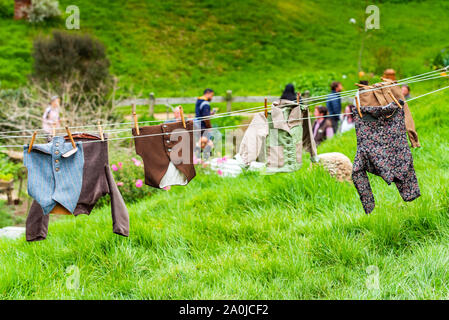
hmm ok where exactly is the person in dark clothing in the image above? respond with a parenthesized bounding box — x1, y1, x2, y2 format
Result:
(195, 88, 215, 134)
(326, 81, 343, 133)
(359, 80, 369, 86)
(312, 105, 334, 145)
(280, 83, 297, 101)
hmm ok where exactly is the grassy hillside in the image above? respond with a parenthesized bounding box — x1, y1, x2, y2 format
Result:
(1, 81, 448, 299)
(0, 0, 448, 96)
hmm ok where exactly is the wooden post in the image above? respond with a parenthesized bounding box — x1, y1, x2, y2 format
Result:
(149, 92, 155, 118)
(226, 90, 232, 112)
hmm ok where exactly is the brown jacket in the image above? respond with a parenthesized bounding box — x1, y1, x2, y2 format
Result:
(26, 133, 129, 241)
(133, 120, 196, 188)
(358, 81, 420, 148)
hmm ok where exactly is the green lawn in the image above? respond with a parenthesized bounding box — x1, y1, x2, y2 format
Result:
(0, 0, 448, 96)
(1, 81, 448, 299)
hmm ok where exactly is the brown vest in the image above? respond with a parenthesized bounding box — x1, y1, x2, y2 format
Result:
(358, 81, 420, 148)
(133, 121, 196, 188)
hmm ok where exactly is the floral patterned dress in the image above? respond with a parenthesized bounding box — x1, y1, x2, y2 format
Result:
(352, 102, 420, 214)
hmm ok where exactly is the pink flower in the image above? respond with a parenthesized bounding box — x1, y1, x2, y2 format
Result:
(163, 186, 171, 191)
(217, 158, 223, 164)
(118, 162, 123, 169)
(111, 164, 118, 171)
(116, 182, 124, 187)
(217, 169, 223, 176)
(135, 179, 143, 188)
(131, 157, 142, 166)
(222, 156, 227, 162)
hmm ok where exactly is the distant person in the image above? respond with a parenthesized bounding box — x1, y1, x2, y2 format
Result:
(42, 95, 61, 134)
(312, 105, 334, 145)
(194, 136, 214, 161)
(165, 106, 186, 123)
(326, 81, 343, 133)
(195, 88, 215, 135)
(280, 83, 297, 101)
(402, 85, 411, 100)
(340, 105, 355, 133)
(383, 69, 397, 81)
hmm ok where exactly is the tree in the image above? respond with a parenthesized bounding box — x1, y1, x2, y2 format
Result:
(31, 30, 111, 95)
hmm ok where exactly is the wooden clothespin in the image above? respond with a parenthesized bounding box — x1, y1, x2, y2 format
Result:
(27, 131, 37, 153)
(387, 91, 403, 109)
(355, 83, 369, 88)
(355, 93, 363, 118)
(264, 98, 268, 118)
(382, 77, 395, 83)
(296, 92, 301, 103)
(97, 120, 104, 141)
(132, 104, 140, 135)
(63, 126, 78, 157)
(178, 105, 186, 128)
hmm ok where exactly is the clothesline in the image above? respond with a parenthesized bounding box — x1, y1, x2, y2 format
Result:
(0, 68, 447, 136)
(1, 83, 448, 149)
(0, 71, 447, 137)
(0, 72, 448, 139)
(1, 72, 447, 140)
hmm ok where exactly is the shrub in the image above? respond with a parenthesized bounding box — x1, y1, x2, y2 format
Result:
(0, 0, 14, 18)
(433, 48, 449, 69)
(96, 156, 162, 207)
(32, 30, 111, 94)
(24, 0, 60, 23)
(0, 152, 22, 181)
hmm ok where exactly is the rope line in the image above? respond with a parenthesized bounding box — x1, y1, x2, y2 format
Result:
(1, 83, 448, 149)
(0, 69, 447, 136)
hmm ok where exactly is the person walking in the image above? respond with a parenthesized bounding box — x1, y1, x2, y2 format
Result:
(326, 81, 343, 133)
(195, 88, 215, 135)
(42, 95, 61, 135)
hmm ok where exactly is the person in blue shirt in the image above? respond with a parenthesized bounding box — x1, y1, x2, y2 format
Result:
(326, 81, 343, 133)
(195, 88, 215, 135)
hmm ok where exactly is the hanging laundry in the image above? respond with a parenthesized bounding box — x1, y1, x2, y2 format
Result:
(26, 133, 129, 242)
(132, 121, 196, 188)
(352, 101, 420, 214)
(238, 99, 319, 174)
(358, 81, 420, 148)
(24, 136, 84, 215)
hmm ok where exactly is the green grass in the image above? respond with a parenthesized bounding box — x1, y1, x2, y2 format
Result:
(0, 81, 448, 299)
(1, 0, 449, 300)
(1, 0, 448, 96)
